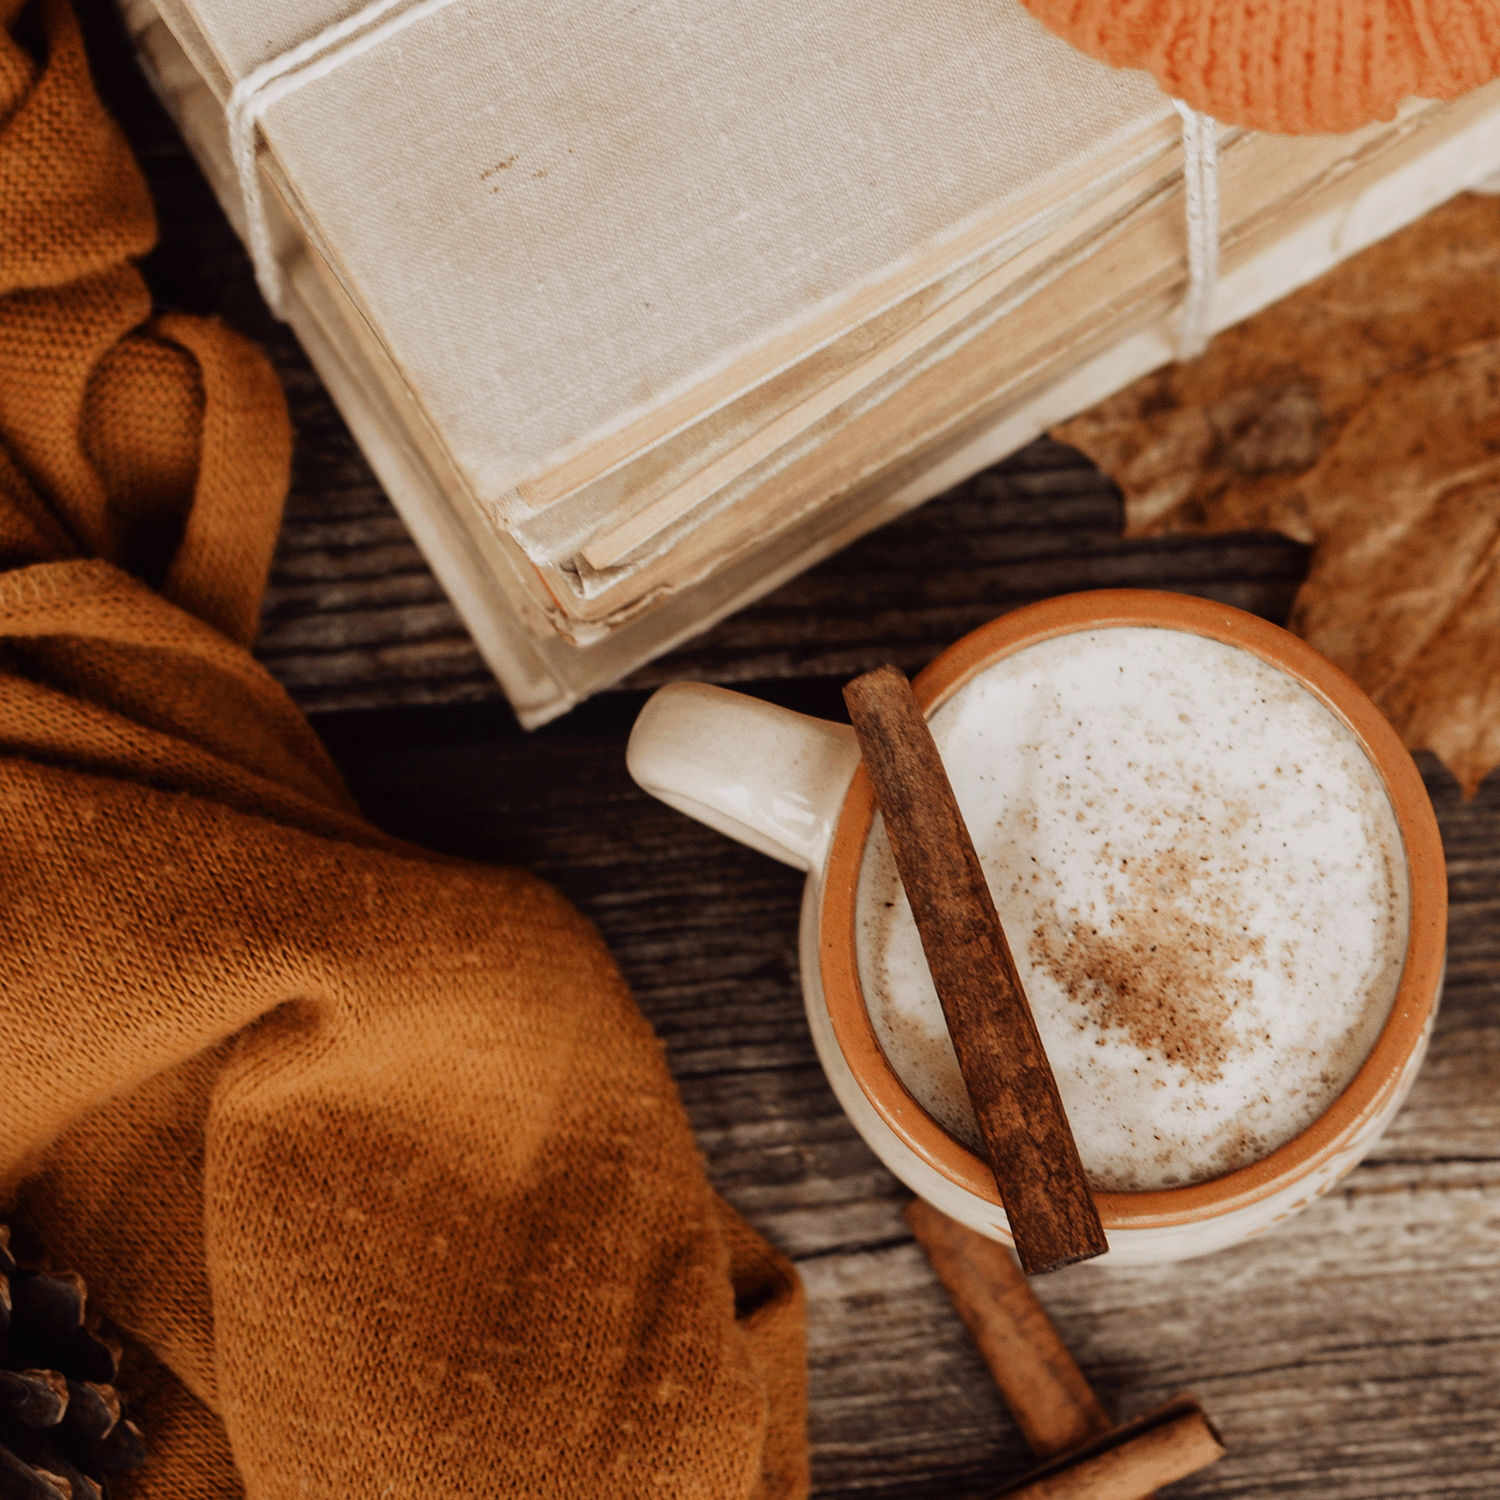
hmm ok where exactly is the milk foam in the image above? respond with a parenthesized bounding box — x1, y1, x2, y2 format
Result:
(855, 626, 1410, 1192)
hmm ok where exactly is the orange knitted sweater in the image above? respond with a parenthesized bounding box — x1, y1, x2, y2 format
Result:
(0, 1, 807, 1495)
(1018, 0, 1500, 134)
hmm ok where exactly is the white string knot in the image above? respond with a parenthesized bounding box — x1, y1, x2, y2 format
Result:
(1173, 99, 1220, 362)
(227, 0, 461, 318)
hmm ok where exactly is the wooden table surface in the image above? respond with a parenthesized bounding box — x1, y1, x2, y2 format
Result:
(80, 5, 1500, 1493)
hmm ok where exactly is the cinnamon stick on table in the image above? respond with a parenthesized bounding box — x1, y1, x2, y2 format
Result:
(904, 1198, 1109, 1457)
(844, 665, 1106, 1274)
(906, 1200, 1226, 1499)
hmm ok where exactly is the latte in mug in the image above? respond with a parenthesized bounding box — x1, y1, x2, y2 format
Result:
(856, 626, 1411, 1193)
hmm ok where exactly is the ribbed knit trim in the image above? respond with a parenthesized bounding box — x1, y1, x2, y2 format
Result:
(1019, 0, 1500, 134)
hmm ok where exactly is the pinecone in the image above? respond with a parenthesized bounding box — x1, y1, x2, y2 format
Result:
(0, 1225, 145, 1500)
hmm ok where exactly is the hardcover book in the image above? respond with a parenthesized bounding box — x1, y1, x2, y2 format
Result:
(120, 0, 1500, 721)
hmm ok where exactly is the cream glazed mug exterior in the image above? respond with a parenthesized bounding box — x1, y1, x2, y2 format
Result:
(626, 591, 1447, 1264)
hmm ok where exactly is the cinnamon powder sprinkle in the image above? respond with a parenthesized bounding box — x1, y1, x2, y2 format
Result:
(1028, 845, 1268, 1085)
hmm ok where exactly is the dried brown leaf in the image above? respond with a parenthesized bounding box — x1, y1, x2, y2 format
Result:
(1054, 192, 1500, 794)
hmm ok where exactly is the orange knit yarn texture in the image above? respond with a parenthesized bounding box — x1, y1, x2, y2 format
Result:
(1017, 0, 1500, 134)
(0, 2, 808, 1496)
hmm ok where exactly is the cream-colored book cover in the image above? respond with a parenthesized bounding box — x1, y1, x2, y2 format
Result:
(122, 0, 1500, 720)
(140, 0, 1173, 520)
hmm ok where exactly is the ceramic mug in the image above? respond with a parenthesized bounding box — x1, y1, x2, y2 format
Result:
(627, 591, 1446, 1264)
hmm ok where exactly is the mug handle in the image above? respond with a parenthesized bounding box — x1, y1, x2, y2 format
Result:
(627, 682, 860, 872)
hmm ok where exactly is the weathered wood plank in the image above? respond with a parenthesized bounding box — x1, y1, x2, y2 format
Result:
(803, 1162, 1500, 1498)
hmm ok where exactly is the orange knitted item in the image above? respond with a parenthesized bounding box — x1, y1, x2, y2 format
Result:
(1017, 0, 1500, 134)
(0, 1, 809, 1496)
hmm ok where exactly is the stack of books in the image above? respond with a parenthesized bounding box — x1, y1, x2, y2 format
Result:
(122, 0, 1500, 722)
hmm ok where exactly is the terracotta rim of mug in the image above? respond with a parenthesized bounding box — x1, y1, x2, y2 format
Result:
(819, 589, 1447, 1230)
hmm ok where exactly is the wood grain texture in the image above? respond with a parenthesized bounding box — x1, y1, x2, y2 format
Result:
(845, 667, 1105, 1273)
(76, 4, 1500, 1493)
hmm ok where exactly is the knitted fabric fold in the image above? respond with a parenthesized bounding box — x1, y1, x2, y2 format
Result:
(0, 3, 809, 1496)
(1018, 0, 1500, 135)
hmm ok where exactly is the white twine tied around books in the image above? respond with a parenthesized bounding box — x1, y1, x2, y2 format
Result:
(227, 0, 463, 318)
(1173, 99, 1220, 361)
(230, 1, 1223, 360)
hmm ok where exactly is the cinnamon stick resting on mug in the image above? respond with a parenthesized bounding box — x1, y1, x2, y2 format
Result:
(844, 665, 1106, 1274)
